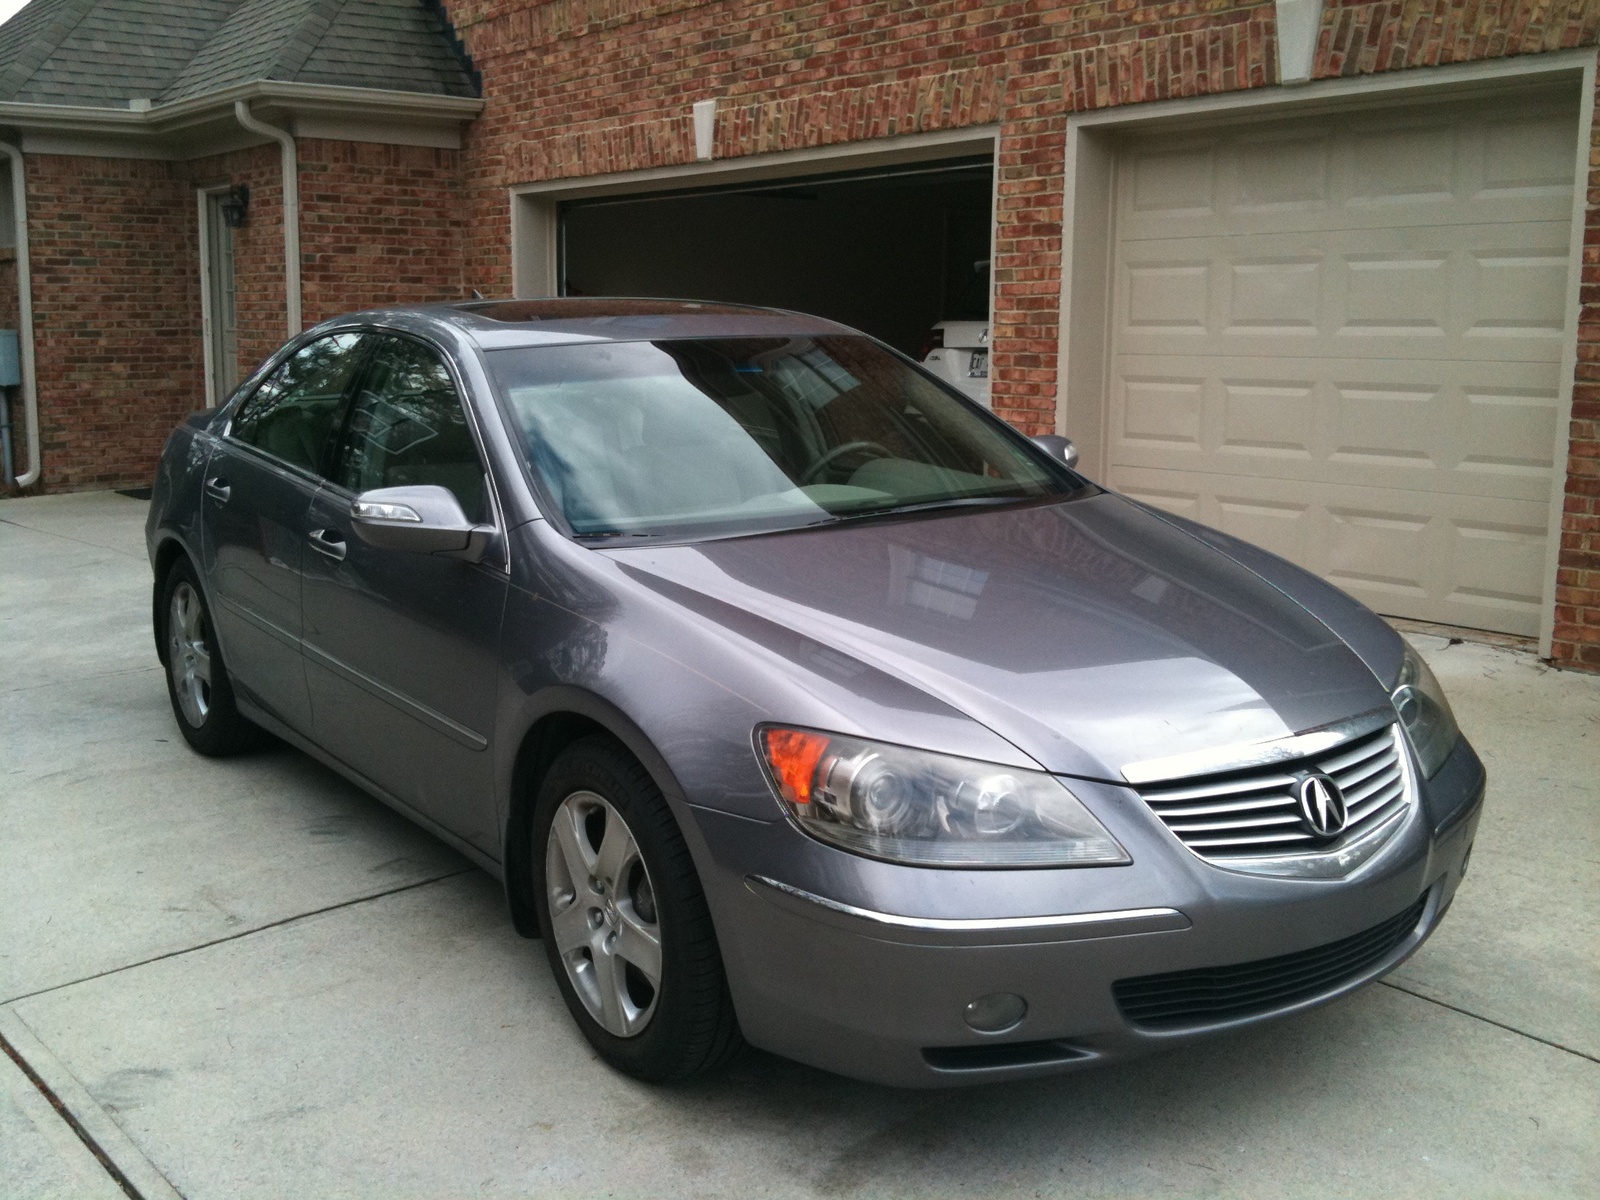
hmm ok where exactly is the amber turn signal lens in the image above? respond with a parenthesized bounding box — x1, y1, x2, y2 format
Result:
(761, 728, 831, 805)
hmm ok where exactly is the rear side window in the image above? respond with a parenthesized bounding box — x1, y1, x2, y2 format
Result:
(230, 333, 366, 473)
(332, 336, 487, 523)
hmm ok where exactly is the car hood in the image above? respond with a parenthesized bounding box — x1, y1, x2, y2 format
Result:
(606, 492, 1392, 781)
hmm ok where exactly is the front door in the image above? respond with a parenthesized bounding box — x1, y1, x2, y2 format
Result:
(301, 333, 506, 855)
(200, 332, 368, 734)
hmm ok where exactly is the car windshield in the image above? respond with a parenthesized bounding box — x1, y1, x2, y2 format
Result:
(487, 335, 1080, 541)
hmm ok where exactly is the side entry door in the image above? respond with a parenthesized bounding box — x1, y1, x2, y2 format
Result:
(301, 334, 507, 855)
(201, 332, 368, 735)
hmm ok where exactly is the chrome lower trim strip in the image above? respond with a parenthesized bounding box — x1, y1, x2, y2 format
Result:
(1121, 707, 1395, 785)
(747, 875, 1190, 945)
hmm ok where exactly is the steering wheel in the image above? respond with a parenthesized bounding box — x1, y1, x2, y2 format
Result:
(800, 440, 893, 486)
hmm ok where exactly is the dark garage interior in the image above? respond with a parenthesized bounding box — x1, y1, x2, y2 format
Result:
(559, 156, 993, 357)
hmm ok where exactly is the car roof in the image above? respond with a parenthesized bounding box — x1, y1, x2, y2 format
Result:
(319, 297, 859, 350)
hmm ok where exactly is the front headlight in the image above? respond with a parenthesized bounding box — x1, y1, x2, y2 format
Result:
(1391, 644, 1460, 779)
(756, 726, 1130, 868)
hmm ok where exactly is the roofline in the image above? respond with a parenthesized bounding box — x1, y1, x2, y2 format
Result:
(0, 79, 481, 144)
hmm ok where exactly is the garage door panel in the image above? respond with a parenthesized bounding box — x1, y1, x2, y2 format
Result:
(1119, 92, 1577, 244)
(1107, 94, 1574, 634)
(1463, 248, 1571, 340)
(1111, 468, 1549, 635)
(1460, 385, 1563, 477)
(1116, 223, 1573, 362)
(1109, 357, 1560, 504)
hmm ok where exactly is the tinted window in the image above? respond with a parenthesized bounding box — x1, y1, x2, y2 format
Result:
(333, 337, 486, 522)
(230, 333, 366, 473)
(487, 335, 1077, 541)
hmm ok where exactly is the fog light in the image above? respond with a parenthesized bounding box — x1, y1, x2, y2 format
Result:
(963, 992, 1027, 1033)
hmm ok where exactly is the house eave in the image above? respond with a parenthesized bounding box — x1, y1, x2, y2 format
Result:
(0, 80, 483, 156)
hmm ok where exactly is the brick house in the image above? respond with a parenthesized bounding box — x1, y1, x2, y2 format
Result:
(0, 0, 1596, 671)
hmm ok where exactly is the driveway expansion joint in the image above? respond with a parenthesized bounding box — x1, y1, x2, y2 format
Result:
(1, 868, 477, 1008)
(0, 1028, 148, 1199)
(1378, 980, 1600, 1065)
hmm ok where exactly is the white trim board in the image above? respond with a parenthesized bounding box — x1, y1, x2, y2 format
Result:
(1057, 49, 1598, 658)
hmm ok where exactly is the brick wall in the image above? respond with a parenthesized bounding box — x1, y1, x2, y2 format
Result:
(1563, 56, 1600, 670)
(24, 154, 203, 492)
(298, 138, 470, 323)
(0, 254, 17, 332)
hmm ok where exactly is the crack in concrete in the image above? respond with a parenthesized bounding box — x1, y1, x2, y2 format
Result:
(0, 514, 147, 559)
(1, 869, 476, 1007)
(1379, 979, 1600, 1065)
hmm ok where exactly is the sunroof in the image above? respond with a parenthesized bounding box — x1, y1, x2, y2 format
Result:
(457, 297, 767, 323)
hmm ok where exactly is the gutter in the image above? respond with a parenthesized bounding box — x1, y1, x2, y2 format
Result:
(0, 140, 38, 489)
(234, 102, 300, 337)
(0, 81, 482, 141)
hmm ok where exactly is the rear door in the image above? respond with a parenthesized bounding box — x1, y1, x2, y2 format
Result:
(200, 332, 368, 734)
(301, 333, 507, 854)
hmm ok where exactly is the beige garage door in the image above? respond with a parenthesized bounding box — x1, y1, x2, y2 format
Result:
(1105, 88, 1578, 636)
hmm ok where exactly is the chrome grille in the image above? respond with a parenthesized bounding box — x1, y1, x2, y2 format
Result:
(1136, 724, 1410, 869)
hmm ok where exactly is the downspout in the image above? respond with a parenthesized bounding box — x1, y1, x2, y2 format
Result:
(233, 101, 300, 335)
(0, 139, 40, 489)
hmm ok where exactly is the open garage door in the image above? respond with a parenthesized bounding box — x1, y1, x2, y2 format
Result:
(1104, 87, 1579, 637)
(557, 157, 993, 365)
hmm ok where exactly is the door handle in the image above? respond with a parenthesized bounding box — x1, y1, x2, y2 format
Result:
(204, 476, 231, 503)
(308, 528, 347, 561)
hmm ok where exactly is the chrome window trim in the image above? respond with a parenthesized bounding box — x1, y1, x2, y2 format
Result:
(1120, 706, 1395, 785)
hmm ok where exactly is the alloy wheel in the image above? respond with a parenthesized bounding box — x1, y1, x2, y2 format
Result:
(545, 790, 663, 1037)
(167, 581, 213, 728)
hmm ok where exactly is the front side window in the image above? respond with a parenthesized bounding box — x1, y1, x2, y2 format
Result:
(230, 333, 366, 473)
(487, 335, 1082, 542)
(332, 336, 487, 523)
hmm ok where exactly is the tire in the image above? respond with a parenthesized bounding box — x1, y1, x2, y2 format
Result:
(159, 558, 263, 756)
(533, 735, 742, 1082)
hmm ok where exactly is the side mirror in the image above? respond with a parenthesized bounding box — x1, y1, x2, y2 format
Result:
(1031, 434, 1079, 470)
(350, 485, 491, 563)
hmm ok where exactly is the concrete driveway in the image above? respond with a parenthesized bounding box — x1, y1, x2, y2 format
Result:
(3, 490, 1596, 1200)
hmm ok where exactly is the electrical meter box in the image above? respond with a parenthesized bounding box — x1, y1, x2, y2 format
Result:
(0, 330, 19, 388)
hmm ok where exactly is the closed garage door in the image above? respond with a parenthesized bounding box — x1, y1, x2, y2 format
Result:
(1105, 88, 1578, 636)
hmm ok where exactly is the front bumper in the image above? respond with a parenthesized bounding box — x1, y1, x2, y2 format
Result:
(689, 736, 1485, 1088)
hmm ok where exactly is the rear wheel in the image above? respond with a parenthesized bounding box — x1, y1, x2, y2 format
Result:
(534, 735, 742, 1082)
(160, 558, 262, 756)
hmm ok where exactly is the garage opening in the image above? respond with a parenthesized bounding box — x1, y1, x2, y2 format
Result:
(557, 156, 993, 364)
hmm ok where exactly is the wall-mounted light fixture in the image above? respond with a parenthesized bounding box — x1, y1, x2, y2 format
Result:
(217, 183, 250, 228)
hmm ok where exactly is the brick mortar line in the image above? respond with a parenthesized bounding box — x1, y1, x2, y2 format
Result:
(1, 868, 476, 1008)
(1378, 979, 1600, 1065)
(0, 1029, 150, 1200)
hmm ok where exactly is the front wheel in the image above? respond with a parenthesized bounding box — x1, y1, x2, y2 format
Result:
(534, 736, 742, 1082)
(159, 558, 263, 756)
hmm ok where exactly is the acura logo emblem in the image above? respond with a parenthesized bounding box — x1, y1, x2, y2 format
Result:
(1296, 773, 1348, 839)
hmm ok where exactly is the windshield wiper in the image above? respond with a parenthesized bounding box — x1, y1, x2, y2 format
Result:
(577, 529, 660, 541)
(809, 495, 1031, 526)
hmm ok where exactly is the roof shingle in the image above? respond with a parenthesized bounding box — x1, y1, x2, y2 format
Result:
(0, 0, 478, 107)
